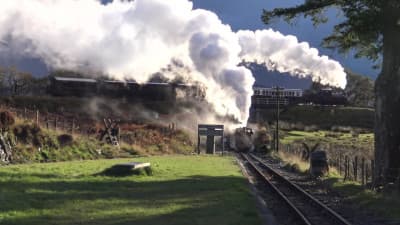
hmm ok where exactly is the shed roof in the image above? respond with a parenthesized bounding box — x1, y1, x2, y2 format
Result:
(53, 76, 97, 83)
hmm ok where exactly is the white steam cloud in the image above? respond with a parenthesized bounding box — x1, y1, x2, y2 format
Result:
(238, 30, 347, 88)
(0, 0, 347, 126)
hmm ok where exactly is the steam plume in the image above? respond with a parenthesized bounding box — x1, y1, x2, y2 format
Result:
(237, 30, 347, 88)
(0, 0, 347, 126)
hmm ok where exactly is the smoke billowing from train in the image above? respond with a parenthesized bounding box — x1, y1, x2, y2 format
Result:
(0, 0, 347, 127)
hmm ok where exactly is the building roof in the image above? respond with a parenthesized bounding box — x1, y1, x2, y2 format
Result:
(254, 87, 303, 91)
(53, 76, 97, 83)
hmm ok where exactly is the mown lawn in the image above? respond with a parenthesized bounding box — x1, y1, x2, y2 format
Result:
(0, 156, 260, 225)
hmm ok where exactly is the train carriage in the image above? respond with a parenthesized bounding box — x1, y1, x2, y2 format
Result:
(48, 76, 98, 97)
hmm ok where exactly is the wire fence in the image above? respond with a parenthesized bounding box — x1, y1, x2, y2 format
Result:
(3, 105, 179, 142)
(4, 106, 97, 136)
(282, 144, 375, 186)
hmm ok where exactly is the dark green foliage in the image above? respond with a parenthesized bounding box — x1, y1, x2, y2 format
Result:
(262, 0, 385, 64)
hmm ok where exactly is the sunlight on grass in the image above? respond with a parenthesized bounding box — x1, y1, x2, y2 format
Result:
(323, 168, 400, 219)
(273, 151, 310, 173)
(0, 156, 260, 225)
(281, 130, 374, 147)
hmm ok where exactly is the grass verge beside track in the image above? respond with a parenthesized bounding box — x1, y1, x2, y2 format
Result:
(274, 152, 400, 220)
(322, 174, 400, 220)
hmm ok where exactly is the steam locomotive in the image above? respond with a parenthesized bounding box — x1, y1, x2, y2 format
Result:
(303, 88, 348, 106)
(227, 127, 254, 152)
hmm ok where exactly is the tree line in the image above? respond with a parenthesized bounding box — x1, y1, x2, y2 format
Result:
(0, 66, 47, 96)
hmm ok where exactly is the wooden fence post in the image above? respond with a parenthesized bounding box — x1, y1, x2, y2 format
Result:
(344, 156, 348, 181)
(338, 153, 342, 175)
(361, 158, 365, 185)
(71, 118, 75, 135)
(45, 116, 49, 130)
(36, 110, 39, 126)
(54, 116, 58, 131)
(371, 160, 375, 184)
(354, 156, 358, 181)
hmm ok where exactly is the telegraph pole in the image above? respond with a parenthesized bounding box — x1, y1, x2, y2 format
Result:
(274, 86, 283, 152)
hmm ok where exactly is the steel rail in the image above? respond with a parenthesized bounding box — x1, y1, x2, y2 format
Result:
(241, 153, 313, 225)
(247, 153, 353, 225)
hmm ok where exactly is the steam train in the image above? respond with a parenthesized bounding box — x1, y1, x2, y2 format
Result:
(47, 76, 203, 101)
(303, 88, 348, 106)
(252, 87, 347, 107)
(227, 127, 254, 152)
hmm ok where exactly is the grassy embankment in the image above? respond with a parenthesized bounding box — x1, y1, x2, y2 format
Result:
(0, 155, 260, 225)
(281, 130, 374, 150)
(274, 130, 400, 220)
(6, 113, 195, 164)
(257, 105, 374, 129)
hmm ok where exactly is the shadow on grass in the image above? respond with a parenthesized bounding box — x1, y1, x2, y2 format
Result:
(97, 165, 153, 177)
(0, 172, 258, 225)
(322, 177, 400, 220)
(323, 177, 365, 195)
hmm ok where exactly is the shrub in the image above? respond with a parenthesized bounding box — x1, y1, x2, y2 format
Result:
(12, 124, 59, 151)
(57, 134, 74, 147)
(13, 124, 44, 146)
(0, 110, 15, 130)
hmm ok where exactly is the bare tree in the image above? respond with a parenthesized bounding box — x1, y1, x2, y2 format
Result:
(3, 66, 33, 96)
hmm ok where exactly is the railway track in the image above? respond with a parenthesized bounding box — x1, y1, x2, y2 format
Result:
(241, 153, 353, 225)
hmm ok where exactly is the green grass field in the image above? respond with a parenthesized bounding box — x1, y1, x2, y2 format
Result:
(281, 130, 374, 150)
(0, 156, 260, 225)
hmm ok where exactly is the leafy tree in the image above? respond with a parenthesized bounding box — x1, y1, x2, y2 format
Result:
(0, 66, 34, 96)
(262, 1, 400, 185)
(0, 66, 8, 94)
(345, 70, 374, 107)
